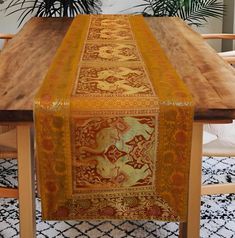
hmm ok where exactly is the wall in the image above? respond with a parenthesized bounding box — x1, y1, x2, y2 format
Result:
(0, 1, 32, 47)
(0, 0, 224, 51)
(192, 18, 223, 52)
(0, 4, 23, 34)
(222, 0, 235, 51)
(101, 0, 143, 14)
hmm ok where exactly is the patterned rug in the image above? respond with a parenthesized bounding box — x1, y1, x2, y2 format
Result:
(0, 156, 235, 238)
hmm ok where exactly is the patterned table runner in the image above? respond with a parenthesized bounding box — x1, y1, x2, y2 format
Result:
(34, 15, 194, 221)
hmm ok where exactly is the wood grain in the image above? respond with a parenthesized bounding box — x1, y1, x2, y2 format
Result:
(1, 17, 235, 121)
(0, 17, 72, 121)
(146, 17, 235, 120)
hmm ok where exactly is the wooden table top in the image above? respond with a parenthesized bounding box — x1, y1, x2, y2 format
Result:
(0, 17, 235, 122)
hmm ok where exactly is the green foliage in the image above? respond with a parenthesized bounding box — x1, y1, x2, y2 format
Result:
(4, 0, 101, 25)
(137, 0, 225, 26)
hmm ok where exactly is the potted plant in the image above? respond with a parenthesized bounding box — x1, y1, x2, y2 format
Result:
(136, 0, 224, 26)
(4, 0, 102, 25)
(3, 0, 224, 27)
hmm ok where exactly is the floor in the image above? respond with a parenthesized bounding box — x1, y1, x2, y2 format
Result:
(0, 156, 235, 237)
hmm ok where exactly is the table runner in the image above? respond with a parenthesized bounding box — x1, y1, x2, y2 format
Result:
(34, 15, 194, 221)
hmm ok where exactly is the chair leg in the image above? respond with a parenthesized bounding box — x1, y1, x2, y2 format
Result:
(184, 123, 203, 238)
(17, 124, 36, 238)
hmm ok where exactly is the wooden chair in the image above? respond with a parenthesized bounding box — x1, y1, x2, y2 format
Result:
(0, 34, 36, 237)
(0, 34, 19, 198)
(202, 34, 235, 64)
(202, 121, 235, 195)
(201, 34, 235, 195)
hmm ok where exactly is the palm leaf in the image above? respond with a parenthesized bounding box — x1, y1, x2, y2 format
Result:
(4, 0, 102, 25)
(177, 0, 224, 26)
(138, 0, 224, 26)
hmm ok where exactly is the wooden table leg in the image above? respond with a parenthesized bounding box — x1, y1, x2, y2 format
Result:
(182, 122, 203, 238)
(17, 124, 36, 238)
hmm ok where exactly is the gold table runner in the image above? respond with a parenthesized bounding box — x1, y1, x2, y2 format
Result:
(34, 15, 194, 221)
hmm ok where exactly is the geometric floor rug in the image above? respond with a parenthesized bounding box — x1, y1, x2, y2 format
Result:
(0, 156, 235, 238)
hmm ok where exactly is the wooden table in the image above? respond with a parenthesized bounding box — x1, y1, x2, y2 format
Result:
(1, 17, 235, 238)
